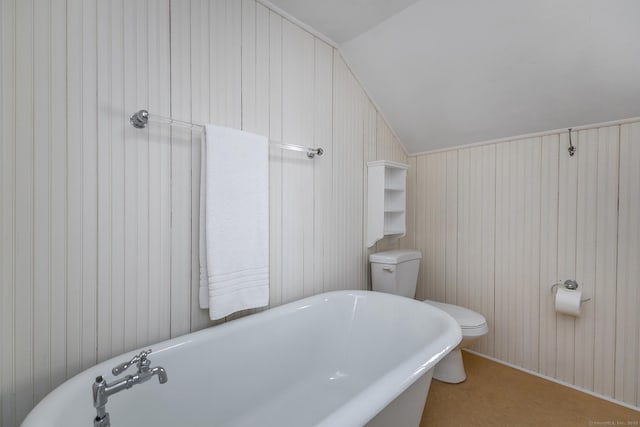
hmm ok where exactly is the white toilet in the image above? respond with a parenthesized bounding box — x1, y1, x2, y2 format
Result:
(369, 249, 488, 383)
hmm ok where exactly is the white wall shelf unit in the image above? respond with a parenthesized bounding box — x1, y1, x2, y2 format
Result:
(367, 160, 409, 247)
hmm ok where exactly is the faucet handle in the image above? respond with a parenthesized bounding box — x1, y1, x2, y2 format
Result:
(112, 349, 152, 376)
(136, 349, 152, 371)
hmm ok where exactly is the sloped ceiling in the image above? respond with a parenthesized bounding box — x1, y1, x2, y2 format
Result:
(268, 0, 640, 154)
(266, 0, 421, 44)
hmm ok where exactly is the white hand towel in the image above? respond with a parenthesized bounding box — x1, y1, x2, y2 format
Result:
(199, 125, 269, 320)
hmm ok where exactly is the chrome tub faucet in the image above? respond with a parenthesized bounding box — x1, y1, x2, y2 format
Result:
(92, 349, 168, 427)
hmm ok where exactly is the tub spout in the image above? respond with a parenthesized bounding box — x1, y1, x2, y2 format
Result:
(151, 366, 168, 384)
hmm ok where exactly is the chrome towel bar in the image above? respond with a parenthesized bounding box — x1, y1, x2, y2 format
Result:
(130, 109, 324, 159)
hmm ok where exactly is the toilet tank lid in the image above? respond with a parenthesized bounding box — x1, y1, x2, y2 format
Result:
(369, 250, 422, 264)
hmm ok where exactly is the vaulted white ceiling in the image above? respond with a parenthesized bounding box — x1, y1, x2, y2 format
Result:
(268, 0, 640, 154)
(267, 0, 421, 44)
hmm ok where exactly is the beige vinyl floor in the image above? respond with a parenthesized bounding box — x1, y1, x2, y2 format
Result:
(421, 351, 640, 427)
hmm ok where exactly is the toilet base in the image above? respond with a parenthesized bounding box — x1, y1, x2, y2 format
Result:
(433, 349, 466, 383)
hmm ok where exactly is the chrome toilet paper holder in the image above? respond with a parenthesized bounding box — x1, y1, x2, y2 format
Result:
(550, 280, 591, 303)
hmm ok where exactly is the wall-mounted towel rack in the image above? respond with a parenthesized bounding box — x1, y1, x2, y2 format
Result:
(130, 109, 324, 159)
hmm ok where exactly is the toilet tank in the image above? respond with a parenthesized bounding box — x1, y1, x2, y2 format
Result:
(369, 250, 422, 298)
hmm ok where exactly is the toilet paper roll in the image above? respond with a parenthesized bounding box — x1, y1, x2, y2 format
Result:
(555, 287, 582, 316)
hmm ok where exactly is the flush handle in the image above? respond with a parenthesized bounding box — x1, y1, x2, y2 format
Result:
(383, 266, 395, 272)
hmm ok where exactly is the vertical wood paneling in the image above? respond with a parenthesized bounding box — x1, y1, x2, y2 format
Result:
(494, 143, 508, 361)
(81, 0, 98, 370)
(241, 0, 270, 135)
(352, 86, 366, 290)
(444, 151, 458, 304)
(242, 0, 257, 132)
(169, 0, 192, 337)
(311, 39, 333, 296)
(32, 0, 52, 403)
(108, 0, 126, 360)
(495, 138, 540, 370)
(416, 153, 447, 302)
(49, 0, 68, 387)
(429, 153, 447, 303)
(363, 100, 377, 289)
(616, 123, 640, 406)
(67, 0, 83, 376)
(376, 116, 401, 163)
(414, 155, 427, 300)
(1, 0, 16, 424)
(255, 5, 270, 137)
(593, 126, 619, 397)
(457, 145, 495, 355)
(268, 11, 283, 307)
(281, 20, 314, 302)
(401, 156, 417, 251)
(414, 121, 640, 409)
(329, 53, 365, 291)
(96, 0, 113, 363)
(392, 138, 406, 164)
(211, 0, 241, 128)
(522, 139, 541, 371)
(14, 0, 35, 418)
(456, 148, 470, 308)
(574, 129, 598, 390)
(330, 51, 347, 291)
(556, 131, 578, 384)
(134, 0, 150, 350)
(480, 145, 496, 357)
(147, 0, 163, 339)
(148, 0, 172, 343)
(539, 135, 559, 378)
(122, 0, 139, 351)
(299, 31, 317, 299)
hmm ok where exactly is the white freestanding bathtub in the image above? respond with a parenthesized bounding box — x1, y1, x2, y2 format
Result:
(22, 291, 461, 427)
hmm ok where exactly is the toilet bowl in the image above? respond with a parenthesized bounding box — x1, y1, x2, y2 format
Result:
(369, 249, 489, 383)
(423, 300, 488, 383)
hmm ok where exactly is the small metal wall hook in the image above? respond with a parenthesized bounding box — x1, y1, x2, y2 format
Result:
(568, 128, 576, 157)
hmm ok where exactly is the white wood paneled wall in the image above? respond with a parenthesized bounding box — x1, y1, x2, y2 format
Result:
(0, 1, 407, 425)
(495, 138, 540, 370)
(411, 121, 640, 408)
(617, 123, 640, 405)
(458, 145, 496, 357)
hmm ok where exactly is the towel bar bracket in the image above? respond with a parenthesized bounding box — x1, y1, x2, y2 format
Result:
(130, 109, 149, 129)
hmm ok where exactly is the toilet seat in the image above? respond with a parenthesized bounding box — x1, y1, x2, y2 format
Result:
(423, 300, 488, 336)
